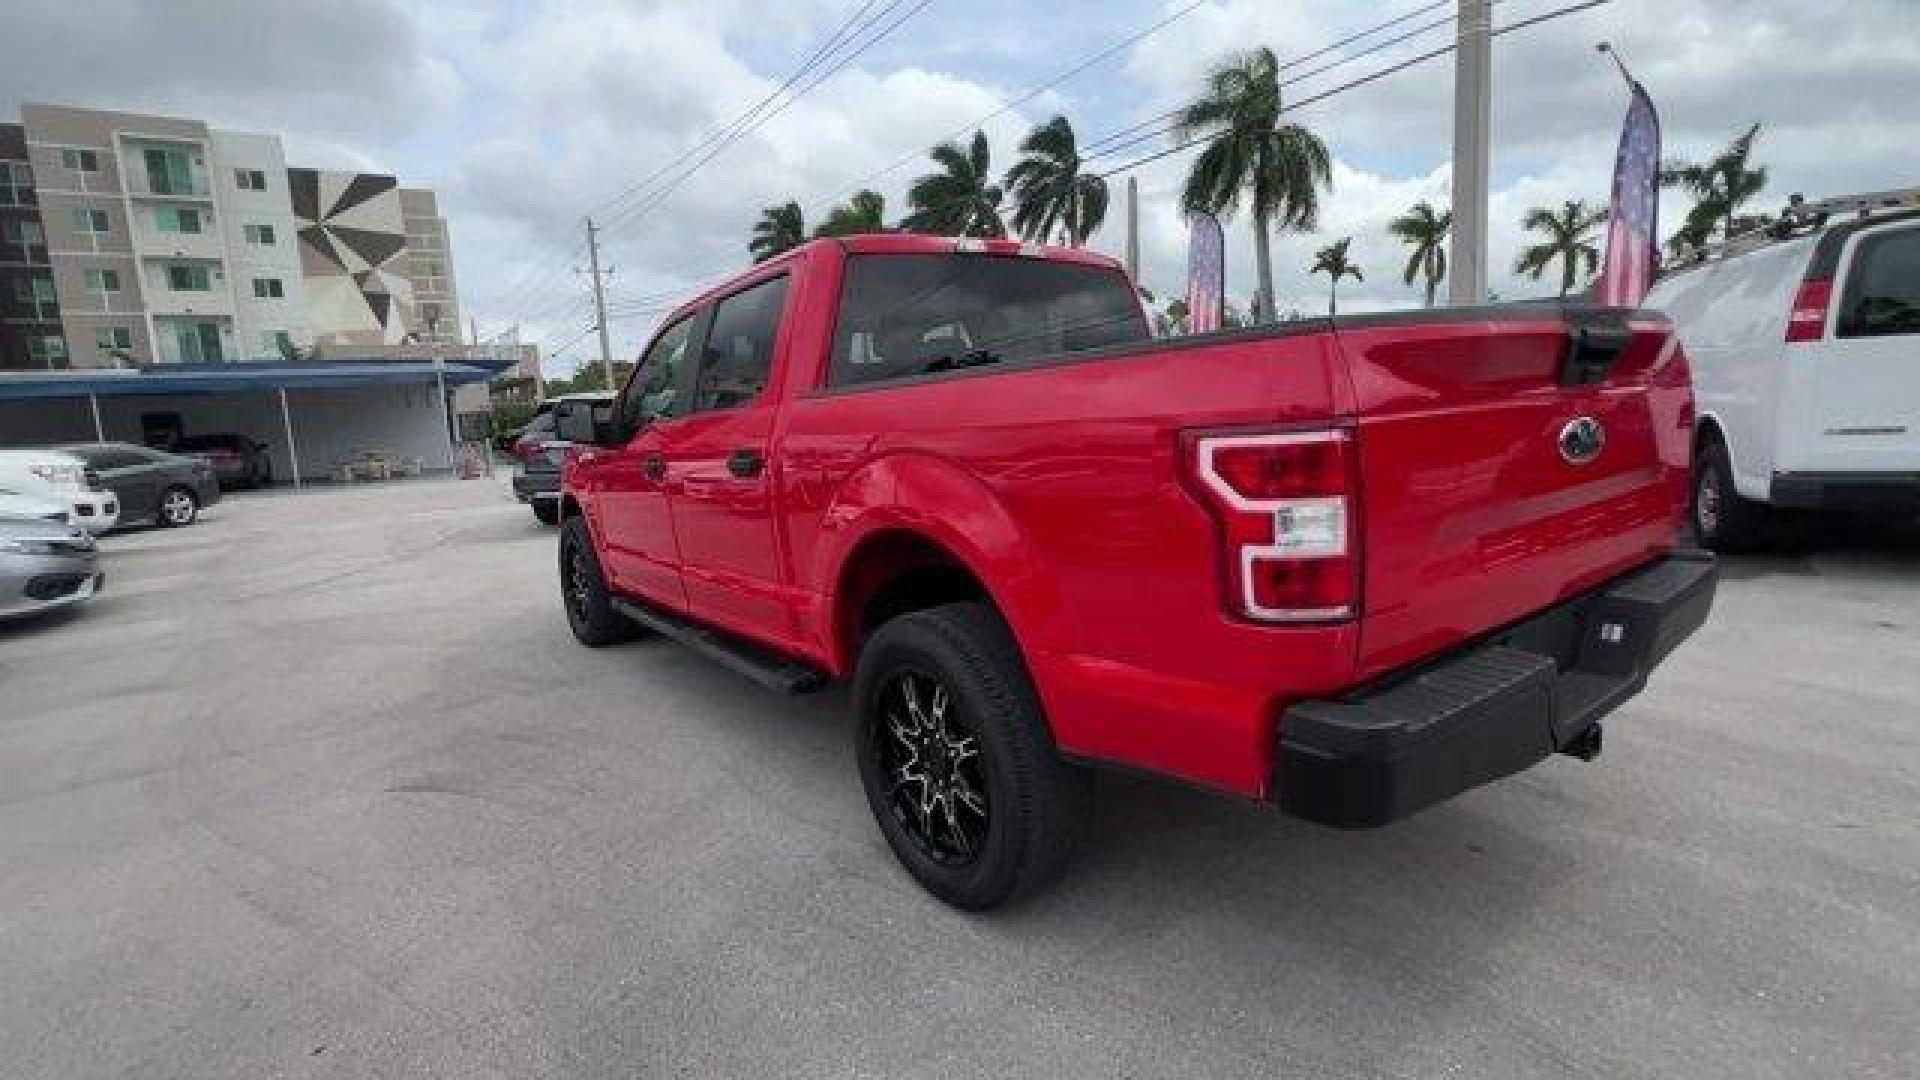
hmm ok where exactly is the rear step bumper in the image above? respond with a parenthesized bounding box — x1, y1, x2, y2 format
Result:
(1273, 550, 1717, 828)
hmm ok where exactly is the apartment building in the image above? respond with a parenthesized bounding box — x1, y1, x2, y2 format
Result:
(3, 103, 460, 370)
(0, 124, 61, 369)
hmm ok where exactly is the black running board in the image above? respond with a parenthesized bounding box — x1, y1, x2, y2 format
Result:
(610, 597, 829, 694)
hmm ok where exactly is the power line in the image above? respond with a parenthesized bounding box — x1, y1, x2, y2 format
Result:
(592, 0, 935, 242)
(1079, 0, 1454, 157)
(1094, 0, 1611, 179)
(489, 0, 902, 333)
(1084, 1, 1485, 164)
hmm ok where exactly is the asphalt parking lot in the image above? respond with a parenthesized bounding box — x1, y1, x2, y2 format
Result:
(1, 479, 1915, 1079)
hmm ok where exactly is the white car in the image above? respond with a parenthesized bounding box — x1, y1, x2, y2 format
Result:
(1647, 189, 1920, 550)
(0, 449, 121, 534)
(0, 487, 74, 525)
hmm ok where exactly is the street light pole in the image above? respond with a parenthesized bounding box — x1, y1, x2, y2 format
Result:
(1449, 0, 1492, 305)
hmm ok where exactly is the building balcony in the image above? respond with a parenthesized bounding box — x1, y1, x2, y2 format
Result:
(130, 216, 227, 261)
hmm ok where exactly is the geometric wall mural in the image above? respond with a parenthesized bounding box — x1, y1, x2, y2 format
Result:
(288, 168, 416, 346)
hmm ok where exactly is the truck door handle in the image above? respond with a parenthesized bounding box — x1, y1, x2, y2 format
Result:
(727, 448, 764, 478)
(642, 454, 666, 481)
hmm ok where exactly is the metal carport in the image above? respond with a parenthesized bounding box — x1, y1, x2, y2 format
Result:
(0, 358, 503, 488)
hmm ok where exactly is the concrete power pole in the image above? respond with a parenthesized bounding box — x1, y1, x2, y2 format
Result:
(584, 216, 616, 391)
(1124, 176, 1140, 283)
(1449, 0, 1492, 305)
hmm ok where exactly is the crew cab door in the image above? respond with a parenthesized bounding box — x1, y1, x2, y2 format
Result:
(1805, 220, 1920, 471)
(658, 272, 797, 646)
(595, 314, 698, 611)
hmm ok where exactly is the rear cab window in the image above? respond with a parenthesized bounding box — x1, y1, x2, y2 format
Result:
(1838, 225, 1920, 338)
(828, 254, 1148, 389)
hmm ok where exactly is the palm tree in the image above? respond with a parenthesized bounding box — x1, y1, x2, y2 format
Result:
(901, 130, 1004, 238)
(1387, 200, 1451, 307)
(1175, 46, 1332, 324)
(1309, 236, 1363, 317)
(748, 200, 805, 262)
(1514, 200, 1607, 297)
(1005, 115, 1109, 246)
(1661, 123, 1768, 244)
(815, 189, 885, 237)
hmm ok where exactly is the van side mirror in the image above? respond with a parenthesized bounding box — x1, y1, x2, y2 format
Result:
(554, 399, 616, 445)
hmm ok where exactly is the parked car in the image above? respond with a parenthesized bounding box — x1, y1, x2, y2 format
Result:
(173, 433, 274, 489)
(1646, 189, 1920, 550)
(511, 394, 612, 525)
(550, 234, 1716, 909)
(56, 442, 220, 528)
(0, 487, 74, 524)
(0, 513, 102, 620)
(0, 449, 120, 533)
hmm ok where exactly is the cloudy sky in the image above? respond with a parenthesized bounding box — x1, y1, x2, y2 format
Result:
(4, 0, 1916, 375)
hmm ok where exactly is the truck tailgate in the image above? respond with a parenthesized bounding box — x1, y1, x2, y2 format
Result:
(1337, 309, 1694, 682)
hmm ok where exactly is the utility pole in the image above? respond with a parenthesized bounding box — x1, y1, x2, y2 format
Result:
(1124, 176, 1140, 283)
(1449, 0, 1492, 305)
(584, 216, 616, 391)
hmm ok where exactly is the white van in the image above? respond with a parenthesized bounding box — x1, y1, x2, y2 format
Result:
(0, 449, 121, 534)
(1648, 191, 1920, 550)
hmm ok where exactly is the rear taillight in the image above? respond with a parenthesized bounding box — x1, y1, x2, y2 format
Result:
(1785, 278, 1832, 342)
(1184, 427, 1357, 623)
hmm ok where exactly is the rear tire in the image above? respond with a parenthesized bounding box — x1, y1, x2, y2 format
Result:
(532, 500, 560, 526)
(1692, 440, 1771, 552)
(853, 602, 1091, 910)
(558, 515, 638, 647)
(156, 485, 199, 528)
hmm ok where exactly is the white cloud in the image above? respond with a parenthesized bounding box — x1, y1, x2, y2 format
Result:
(6, 0, 1917, 374)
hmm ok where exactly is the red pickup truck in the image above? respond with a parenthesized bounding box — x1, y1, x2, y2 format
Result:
(552, 233, 1715, 909)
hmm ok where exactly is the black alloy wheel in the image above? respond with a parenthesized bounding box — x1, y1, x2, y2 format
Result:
(873, 668, 991, 867)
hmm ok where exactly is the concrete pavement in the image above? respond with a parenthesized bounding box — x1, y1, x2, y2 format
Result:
(1, 480, 1915, 1078)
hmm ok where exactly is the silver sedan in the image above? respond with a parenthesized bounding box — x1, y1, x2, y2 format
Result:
(0, 514, 103, 620)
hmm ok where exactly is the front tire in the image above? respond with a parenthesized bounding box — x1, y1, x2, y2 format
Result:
(558, 515, 638, 647)
(157, 485, 199, 527)
(853, 602, 1091, 910)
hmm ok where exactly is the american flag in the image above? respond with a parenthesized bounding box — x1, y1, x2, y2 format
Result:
(1186, 212, 1225, 333)
(1597, 79, 1662, 306)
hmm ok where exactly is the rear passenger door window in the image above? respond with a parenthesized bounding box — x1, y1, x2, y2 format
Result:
(692, 275, 789, 412)
(1838, 226, 1920, 338)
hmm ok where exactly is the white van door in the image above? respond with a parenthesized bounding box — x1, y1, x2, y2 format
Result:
(1806, 220, 1920, 472)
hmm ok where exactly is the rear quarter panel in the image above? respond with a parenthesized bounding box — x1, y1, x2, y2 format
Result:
(781, 329, 1358, 796)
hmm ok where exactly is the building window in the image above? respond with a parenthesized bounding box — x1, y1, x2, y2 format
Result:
(155, 206, 205, 234)
(166, 264, 212, 291)
(28, 334, 67, 367)
(0, 160, 33, 206)
(17, 272, 58, 320)
(234, 168, 267, 191)
(244, 222, 275, 245)
(141, 145, 199, 197)
(3, 219, 43, 247)
(72, 206, 110, 235)
(61, 148, 100, 172)
(168, 320, 224, 363)
(85, 268, 121, 293)
(97, 326, 133, 351)
(252, 277, 284, 299)
(267, 330, 296, 357)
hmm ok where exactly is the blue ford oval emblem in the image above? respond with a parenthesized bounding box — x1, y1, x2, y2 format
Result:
(1559, 416, 1605, 464)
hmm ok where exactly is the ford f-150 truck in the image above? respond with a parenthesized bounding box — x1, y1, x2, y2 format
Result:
(552, 233, 1716, 909)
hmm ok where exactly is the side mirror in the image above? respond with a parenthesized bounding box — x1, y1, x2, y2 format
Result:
(553, 399, 617, 445)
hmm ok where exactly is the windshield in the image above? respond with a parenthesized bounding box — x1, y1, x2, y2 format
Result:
(829, 254, 1148, 388)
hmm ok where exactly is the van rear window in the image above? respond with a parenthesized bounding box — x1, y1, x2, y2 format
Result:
(829, 254, 1148, 388)
(1838, 227, 1920, 338)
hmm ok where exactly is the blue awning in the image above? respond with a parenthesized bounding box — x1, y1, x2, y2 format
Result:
(0, 358, 502, 400)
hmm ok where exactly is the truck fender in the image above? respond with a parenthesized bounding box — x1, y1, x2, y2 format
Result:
(810, 451, 1064, 672)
